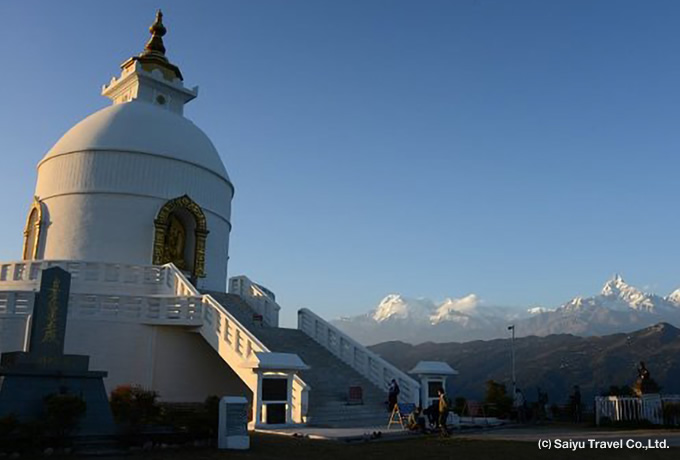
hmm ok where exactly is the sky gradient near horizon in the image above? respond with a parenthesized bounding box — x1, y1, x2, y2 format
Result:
(1, 1, 680, 327)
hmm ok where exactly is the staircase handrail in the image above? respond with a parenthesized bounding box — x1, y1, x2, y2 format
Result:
(298, 307, 420, 405)
(0, 260, 310, 424)
(164, 264, 310, 423)
(162, 264, 270, 351)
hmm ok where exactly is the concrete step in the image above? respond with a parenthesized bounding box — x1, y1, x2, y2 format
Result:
(200, 295, 392, 428)
(202, 291, 265, 329)
(307, 416, 391, 428)
(252, 327, 392, 427)
(312, 404, 386, 412)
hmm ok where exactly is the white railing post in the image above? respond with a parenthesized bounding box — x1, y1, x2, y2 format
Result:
(297, 308, 420, 405)
(596, 395, 679, 426)
(0, 260, 311, 425)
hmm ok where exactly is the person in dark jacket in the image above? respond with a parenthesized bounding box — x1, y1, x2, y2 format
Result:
(571, 385, 582, 423)
(387, 379, 400, 411)
(424, 402, 439, 428)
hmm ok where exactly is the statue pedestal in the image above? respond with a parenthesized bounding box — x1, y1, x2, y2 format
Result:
(0, 353, 115, 435)
(0, 268, 116, 436)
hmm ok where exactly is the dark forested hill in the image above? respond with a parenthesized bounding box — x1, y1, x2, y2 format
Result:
(368, 323, 680, 404)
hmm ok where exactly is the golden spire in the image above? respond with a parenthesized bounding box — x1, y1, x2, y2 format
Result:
(126, 10, 183, 81)
(142, 10, 167, 57)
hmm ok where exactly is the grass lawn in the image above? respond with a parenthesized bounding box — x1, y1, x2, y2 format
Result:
(95, 433, 679, 460)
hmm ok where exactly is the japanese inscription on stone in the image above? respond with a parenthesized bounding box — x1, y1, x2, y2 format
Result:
(28, 267, 71, 356)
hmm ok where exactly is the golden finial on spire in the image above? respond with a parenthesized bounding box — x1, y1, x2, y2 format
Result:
(143, 9, 167, 57)
(121, 10, 183, 81)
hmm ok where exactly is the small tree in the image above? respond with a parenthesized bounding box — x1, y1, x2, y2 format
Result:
(44, 394, 87, 443)
(110, 384, 160, 428)
(0, 414, 19, 450)
(663, 402, 680, 426)
(204, 395, 220, 435)
(160, 395, 221, 439)
(603, 385, 634, 397)
(454, 396, 467, 415)
(484, 380, 512, 417)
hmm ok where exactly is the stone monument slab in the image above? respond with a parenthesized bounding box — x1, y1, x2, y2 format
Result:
(28, 267, 70, 357)
(0, 267, 116, 435)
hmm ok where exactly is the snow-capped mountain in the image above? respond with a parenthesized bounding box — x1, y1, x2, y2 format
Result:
(371, 294, 434, 323)
(331, 275, 680, 345)
(332, 293, 527, 344)
(562, 274, 668, 313)
(523, 275, 680, 337)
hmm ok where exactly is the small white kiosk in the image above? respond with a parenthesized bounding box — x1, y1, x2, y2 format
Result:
(244, 352, 309, 428)
(409, 361, 459, 408)
(218, 396, 249, 450)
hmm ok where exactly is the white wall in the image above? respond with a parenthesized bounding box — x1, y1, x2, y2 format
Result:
(35, 151, 233, 291)
(0, 314, 251, 404)
(62, 319, 250, 403)
(152, 326, 251, 402)
(0, 316, 28, 354)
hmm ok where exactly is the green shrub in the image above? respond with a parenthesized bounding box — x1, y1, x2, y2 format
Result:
(44, 393, 86, 441)
(453, 396, 466, 415)
(158, 395, 221, 439)
(110, 384, 160, 427)
(17, 420, 48, 451)
(0, 414, 20, 450)
(0, 413, 19, 437)
(663, 402, 680, 426)
(603, 385, 635, 397)
(484, 380, 512, 417)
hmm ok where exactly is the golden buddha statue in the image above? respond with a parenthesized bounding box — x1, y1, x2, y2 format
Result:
(165, 214, 187, 269)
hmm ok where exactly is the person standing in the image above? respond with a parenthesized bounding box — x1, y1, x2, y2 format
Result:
(387, 379, 400, 412)
(513, 388, 526, 423)
(537, 388, 549, 423)
(437, 388, 451, 436)
(424, 401, 439, 428)
(571, 385, 582, 423)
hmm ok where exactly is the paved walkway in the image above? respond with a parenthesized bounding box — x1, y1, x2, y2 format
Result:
(256, 417, 505, 441)
(258, 422, 680, 447)
(256, 425, 414, 441)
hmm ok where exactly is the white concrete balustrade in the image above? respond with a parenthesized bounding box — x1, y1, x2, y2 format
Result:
(595, 395, 680, 425)
(0, 260, 168, 295)
(71, 293, 203, 325)
(0, 291, 35, 315)
(0, 260, 309, 425)
(298, 308, 420, 405)
(228, 275, 280, 327)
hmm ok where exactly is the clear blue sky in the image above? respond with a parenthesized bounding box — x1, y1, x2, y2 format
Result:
(1, 1, 680, 326)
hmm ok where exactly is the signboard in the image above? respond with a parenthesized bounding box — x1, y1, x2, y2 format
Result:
(218, 396, 249, 450)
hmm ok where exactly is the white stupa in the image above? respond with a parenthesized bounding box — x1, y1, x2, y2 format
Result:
(0, 12, 431, 429)
(35, 10, 233, 290)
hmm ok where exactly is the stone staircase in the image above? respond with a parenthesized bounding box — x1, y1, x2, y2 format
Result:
(205, 293, 392, 428)
(256, 327, 390, 428)
(201, 290, 266, 329)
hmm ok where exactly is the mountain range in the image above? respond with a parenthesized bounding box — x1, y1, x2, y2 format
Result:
(368, 322, 680, 404)
(332, 275, 680, 345)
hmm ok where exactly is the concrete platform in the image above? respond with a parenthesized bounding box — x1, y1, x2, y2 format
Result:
(256, 417, 507, 442)
(256, 425, 414, 442)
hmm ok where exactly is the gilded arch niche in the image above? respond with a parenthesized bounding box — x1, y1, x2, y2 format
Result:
(152, 195, 209, 279)
(22, 197, 45, 260)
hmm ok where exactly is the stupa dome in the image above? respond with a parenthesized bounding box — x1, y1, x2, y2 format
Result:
(40, 100, 230, 182)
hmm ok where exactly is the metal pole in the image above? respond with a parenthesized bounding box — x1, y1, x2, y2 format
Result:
(509, 325, 516, 396)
